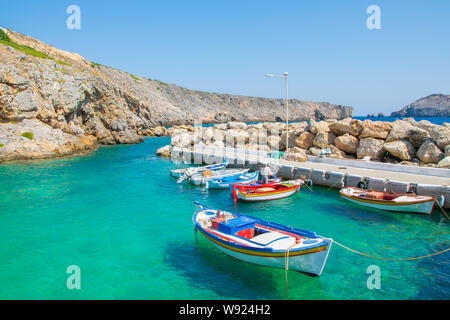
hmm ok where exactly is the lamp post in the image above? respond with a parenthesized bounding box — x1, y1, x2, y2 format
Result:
(265, 72, 289, 152)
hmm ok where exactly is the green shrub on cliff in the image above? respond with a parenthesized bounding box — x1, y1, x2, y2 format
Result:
(0, 29, 50, 59)
(21, 132, 34, 140)
(0, 144, 4, 148)
(0, 29, 10, 42)
(56, 60, 71, 66)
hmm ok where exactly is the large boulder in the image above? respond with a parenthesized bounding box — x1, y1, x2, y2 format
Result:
(227, 121, 247, 130)
(200, 127, 214, 144)
(280, 130, 297, 150)
(156, 145, 171, 158)
(171, 132, 191, 148)
(415, 120, 450, 150)
(263, 122, 285, 134)
(329, 117, 363, 136)
(437, 156, 450, 168)
(313, 131, 330, 148)
(289, 122, 308, 135)
(214, 123, 228, 130)
(225, 129, 248, 147)
(359, 120, 392, 139)
(383, 140, 416, 161)
(268, 135, 281, 150)
(408, 127, 430, 148)
(385, 119, 429, 148)
(111, 130, 144, 144)
(295, 132, 315, 149)
(153, 126, 168, 137)
(357, 137, 385, 160)
(385, 120, 413, 142)
(416, 139, 444, 164)
(308, 120, 330, 134)
(285, 148, 307, 162)
(335, 133, 359, 154)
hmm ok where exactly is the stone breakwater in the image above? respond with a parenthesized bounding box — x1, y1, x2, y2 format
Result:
(0, 28, 351, 162)
(157, 118, 450, 169)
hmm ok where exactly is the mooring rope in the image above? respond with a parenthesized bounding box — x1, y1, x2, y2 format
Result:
(300, 175, 313, 192)
(327, 178, 344, 191)
(284, 242, 297, 299)
(333, 240, 450, 261)
(435, 198, 450, 220)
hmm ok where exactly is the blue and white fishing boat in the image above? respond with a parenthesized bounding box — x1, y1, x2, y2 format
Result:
(189, 168, 250, 185)
(206, 171, 259, 189)
(170, 160, 228, 181)
(192, 202, 333, 276)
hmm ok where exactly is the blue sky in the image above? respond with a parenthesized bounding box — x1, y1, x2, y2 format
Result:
(1, 0, 449, 115)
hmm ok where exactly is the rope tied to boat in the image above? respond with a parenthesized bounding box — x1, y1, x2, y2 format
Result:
(333, 240, 450, 261)
(434, 197, 450, 220)
(284, 242, 298, 299)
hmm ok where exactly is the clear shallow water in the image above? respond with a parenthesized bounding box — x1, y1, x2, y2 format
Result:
(0, 138, 448, 300)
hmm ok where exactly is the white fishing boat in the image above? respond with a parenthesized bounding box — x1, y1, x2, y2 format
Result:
(206, 171, 259, 189)
(170, 160, 228, 179)
(193, 202, 333, 276)
(189, 168, 250, 185)
(340, 186, 437, 215)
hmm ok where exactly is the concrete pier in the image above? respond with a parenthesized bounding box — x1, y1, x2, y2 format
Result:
(172, 146, 450, 209)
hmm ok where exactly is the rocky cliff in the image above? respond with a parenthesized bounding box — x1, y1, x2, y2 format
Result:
(391, 94, 449, 117)
(0, 28, 352, 162)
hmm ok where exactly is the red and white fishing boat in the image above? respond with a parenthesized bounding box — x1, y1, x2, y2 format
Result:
(340, 186, 436, 215)
(193, 202, 333, 276)
(232, 180, 303, 202)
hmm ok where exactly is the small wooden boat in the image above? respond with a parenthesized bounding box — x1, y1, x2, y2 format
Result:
(170, 160, 228, 179)
(232, 180, 303, 202)
(207, 171, 259, 189)
(340, 186, 436, 215)
(192, 202, 333, 276)
(189, 168, 250, 185)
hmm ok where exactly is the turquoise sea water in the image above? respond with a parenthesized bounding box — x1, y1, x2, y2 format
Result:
(0, 138, 448, 300)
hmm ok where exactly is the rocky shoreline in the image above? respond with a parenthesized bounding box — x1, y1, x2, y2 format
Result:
(0, 28, 352, 162)
(158, 118, 450, 169)
(391, 94, 449, 118)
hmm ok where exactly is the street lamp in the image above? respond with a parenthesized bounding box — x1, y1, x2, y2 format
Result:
(265, 72, 289, 153)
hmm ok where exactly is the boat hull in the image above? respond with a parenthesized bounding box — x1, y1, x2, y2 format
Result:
(204, 230, 332, 275)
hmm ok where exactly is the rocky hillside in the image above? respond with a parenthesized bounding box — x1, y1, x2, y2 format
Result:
(391, 94, 449, 117)
(0, 28, 352, 162)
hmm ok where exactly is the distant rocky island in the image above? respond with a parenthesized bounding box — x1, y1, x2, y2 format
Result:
(391, 94, 449, 117)
(0, 28, 352, 162)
